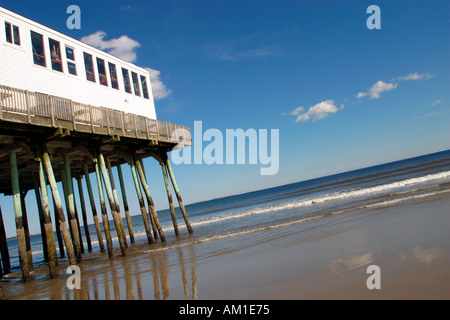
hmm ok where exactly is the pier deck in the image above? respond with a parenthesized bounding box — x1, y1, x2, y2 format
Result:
(0, 83, 193, 281)
(0, 84, 191, 194)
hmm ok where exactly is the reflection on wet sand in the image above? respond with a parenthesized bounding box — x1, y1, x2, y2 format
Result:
(81, 245, 197, 300)
(4, 242, 198, 300)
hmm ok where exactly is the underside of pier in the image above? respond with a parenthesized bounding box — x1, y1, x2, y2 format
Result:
(0, 84, 193, 282)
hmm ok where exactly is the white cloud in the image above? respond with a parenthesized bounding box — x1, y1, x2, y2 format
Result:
(223, 46, 280, 61)
(393, 72, 434, 81)
(285, 100, 343, 122)
(121, 4, 136, 11)
(203, 35, 281, 61)
(357, 80, 398, 99)
(80, 31, 141, 63)
(357, 72, 435, 100)
(431, 99, 442, 107)
(81, 31, 172, 100)
(145, 68, 172, 100)
(413, 109, 450, 120)
(356, 92, 368, 99)
(282, 106, 304, 116)
(205, 44, 280, 61)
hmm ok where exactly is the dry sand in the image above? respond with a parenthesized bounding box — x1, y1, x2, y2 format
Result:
(2, 194, 450, 300)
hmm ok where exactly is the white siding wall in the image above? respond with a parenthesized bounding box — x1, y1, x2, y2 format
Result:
(0, 7, 157, 119)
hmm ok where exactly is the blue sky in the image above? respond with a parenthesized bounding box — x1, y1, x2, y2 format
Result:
(1, 0, 449, 237)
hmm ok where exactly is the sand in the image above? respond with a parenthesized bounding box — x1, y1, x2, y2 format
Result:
(2, 194, 450, 300)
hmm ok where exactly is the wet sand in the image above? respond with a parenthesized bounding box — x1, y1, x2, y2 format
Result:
(2, 194, 450, 300)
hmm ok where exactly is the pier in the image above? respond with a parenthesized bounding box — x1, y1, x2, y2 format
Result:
(0, 84, 193, 281)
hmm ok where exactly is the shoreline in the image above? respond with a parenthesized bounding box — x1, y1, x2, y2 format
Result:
(2, 193, 450, 300)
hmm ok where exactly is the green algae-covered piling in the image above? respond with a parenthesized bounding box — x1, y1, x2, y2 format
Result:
(161, 160, 179, 236)
(10, 151, 30, 281)
(98, 152, 127, 256)
(42, 147, 77, 265)
(95, 159, 114, 258)
(130, 157, 153, 244)
(36, 152, 58, 277)
(132, 151, 165, 242)
(117, 164, 135, 244)
(163, 152, 193, 234)
(84, 164, 105, 253)
(77, 176, 92, 252)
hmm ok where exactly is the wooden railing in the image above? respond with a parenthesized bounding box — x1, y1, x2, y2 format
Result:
(0, 84, 192, 146)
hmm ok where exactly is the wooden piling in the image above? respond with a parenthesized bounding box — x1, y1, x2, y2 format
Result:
(33, 178, 48, 262)
(142, 161, 163, 240)
(36, 154, 58, 277)
(20, 191, 33, 268)
(71, 181, 85, 254)
(9, 151, 30, 281)
(63, 155, 83, 260)
(129, 157, 153, 244)
(131, 151, 165, 242)
(61, 168, 82, 261)
(139, 159, 158, 239)
(117, 164, 135, 244)
(52, 195, 65, 258)
(0, 204, 11, 275)
(163, 153, 193, 234)
(76, 177, 92, 252)
(105, 157, 128, 247)
(60, 170, 72, 238)
(83, 164, 105, 253)
(97, 152, 127, 256)
(42, 147, 77, 265)
(94, 160, 113, 258)
(161, 161, 179, 236)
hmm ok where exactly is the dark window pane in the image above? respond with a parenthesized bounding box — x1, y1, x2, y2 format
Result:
(83, 52, 95, 82)
(66, 46, 75, 61)
(109, 63, 119, 90)
(96, 58, 108, 86)
(68, 62, 77, 75)
(66, 47, 77, 75)
(122, 68, 131, 93)
(140, 75, 149, 99)
(31, 31, 46, 67)
(13, 25, 20, 45)
(131, 72, 140, 96)
(49, 38, 63, 72)
(5, 22, 12, 43)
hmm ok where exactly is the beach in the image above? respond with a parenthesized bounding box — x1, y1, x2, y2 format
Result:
(3, 192, 449, 300)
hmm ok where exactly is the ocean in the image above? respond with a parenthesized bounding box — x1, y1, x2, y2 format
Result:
(4, 149, 450, 273)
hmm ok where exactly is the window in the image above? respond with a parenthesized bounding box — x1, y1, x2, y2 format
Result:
(13, 25, 20, 45)
(65, 46, 77, 75)
(131, 72, 140, 96)
(140, 75, 149, 99)
(4, 22, 11, 43)
(49, 38, 63, 72)
(5, 22, 20, 45)
(122, 68, 131, 93)
(83, 52, 95, 82)
(31, 31, 46, 67)
(96, 58, 108, 86)
(109, 63, 119, 89)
